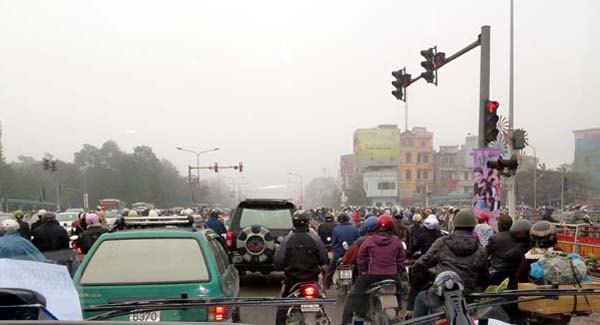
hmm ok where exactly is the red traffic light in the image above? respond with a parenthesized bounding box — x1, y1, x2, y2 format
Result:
(213, 162, 219, 173)
(486, 100, 500, 113)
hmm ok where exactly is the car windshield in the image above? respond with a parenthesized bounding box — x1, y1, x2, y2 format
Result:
(56, 213, 78, 222)
(79, 238, 209, 285)
(240, 208, 293, 229)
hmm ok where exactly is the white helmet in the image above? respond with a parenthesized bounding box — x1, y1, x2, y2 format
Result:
(182, 208, 194, 217)
(37, 209, 47, 217)
(1, 219, 20, 234)
(423, 214, 440, 230)
(148, 209, 159, 217)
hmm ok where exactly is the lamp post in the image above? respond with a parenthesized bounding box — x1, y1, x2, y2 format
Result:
(530, 145, 537, 209)
(176, 147, 220, 182)
(288, 172, 303, 207)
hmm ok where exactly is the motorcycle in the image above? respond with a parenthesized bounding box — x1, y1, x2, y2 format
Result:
(353, 279, 398, 325)
(284, 282, 331, 325)
(333, 260, 353, 299)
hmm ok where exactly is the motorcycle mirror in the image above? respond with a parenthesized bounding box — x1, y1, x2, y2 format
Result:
(342, 241, 349, 250)
(401, 241, 407, 251)
(69, 235, 78, 241)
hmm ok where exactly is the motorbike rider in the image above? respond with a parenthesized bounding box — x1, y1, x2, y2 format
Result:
(410, 209, 489, 319)
(30, 209, 46, 232)
(487, 216, 532, 287)
(78, 213, 108, 254)
(205, 208, 227, 237)
(273, 210, 329, 325)
(324, 212, 360, 289)
(409, 214, 442, 257)
(341, 216, 379, 266)
(31, 212, 69, 253)
(318, 213, 336, 246)
(514, 220, 558, 283)
(13, 210, 31, 240)
(408, 214, 424, 255)
(541, 206, 558, 222)
(474, 212, 495, 248)
(341, 214, 406, 325)
(392, 210, 410, 245)
(0, 219, 45, 262)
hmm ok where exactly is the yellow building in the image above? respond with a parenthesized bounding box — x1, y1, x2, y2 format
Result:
(399, 127, 434, 206)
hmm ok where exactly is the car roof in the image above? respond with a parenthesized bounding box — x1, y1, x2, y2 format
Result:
(98, 228, 214, 240)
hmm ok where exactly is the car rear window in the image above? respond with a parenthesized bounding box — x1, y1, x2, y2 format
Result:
(239, 208, 292, 229)
(80, 238, 209, 285)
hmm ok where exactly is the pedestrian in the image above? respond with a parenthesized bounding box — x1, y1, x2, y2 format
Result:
(30, 209, 46, 232)
(408, 214, 424, 255)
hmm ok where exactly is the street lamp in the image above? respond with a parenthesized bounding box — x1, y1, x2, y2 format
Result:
(176, 146, 220, 180)
(288, 172, 303, 206)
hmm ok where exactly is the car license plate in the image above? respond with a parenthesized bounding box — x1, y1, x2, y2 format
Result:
(300, 304, 320, 313)
(129, 311, 161, 322)
(340, 269, 352, 279)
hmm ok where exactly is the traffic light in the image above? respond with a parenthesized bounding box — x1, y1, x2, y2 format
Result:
(434, 52, 446, 68)
(50, 161, 58, 172)
(487, 155, 519, 176)
(420, 48, 436, 84)
(238, 162, 243, 173)
(512, 129, 526, 150)
(213, 162, 218, 173)
(42, 158, 50, 170)
(484, 99, 500, 145)
(391, 69, 411, 101)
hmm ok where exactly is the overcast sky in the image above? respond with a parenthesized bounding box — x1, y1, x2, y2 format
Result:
(1, 0, 598, 196)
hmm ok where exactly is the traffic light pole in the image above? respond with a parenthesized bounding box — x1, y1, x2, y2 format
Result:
(478, 26, 491, 148)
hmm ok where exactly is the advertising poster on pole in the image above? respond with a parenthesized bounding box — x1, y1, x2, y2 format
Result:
(473, 148, 502, 228)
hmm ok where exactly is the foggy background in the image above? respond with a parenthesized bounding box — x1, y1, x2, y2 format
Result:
(1, 0, 598, 196)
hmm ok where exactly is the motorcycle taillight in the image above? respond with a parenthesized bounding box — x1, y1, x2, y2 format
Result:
(302, 285, 317, 299)
(226, 231, 234, 249)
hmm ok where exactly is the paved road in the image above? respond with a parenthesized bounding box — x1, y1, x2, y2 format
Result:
(238, 272, 344, 324)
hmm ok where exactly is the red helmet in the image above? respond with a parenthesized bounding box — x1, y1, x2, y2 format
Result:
(376, 215, 394, 231)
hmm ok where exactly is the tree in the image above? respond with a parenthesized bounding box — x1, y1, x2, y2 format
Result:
(344, 176, 368, 206)
(305, 177, 342, 208)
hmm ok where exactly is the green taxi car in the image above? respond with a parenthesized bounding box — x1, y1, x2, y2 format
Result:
(73, 227, 240, 322)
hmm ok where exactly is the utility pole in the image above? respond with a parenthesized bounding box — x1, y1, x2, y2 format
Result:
(507, 0, 517, 219)
(478, 25, 491, 148)
(560, 168, 565, 210)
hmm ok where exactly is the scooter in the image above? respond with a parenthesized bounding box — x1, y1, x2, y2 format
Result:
(333, 260, 353, 299)
(285, 282, 331, 325)
(353, 279, 398, 325)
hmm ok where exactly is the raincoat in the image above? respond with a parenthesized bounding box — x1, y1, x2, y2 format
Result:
(0, 233, 46, 262)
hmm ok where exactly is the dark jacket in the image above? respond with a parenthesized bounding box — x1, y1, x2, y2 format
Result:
(410, 228, 442, 256)
(31, 221, 69, 252)
(317, 222, 336, 245)
(274, 228, 329, 281)
(409, 224, 425, 254)
(31, 218, 43, 232)
(79, 225, 108, 254)
(16, 219, 31, 240)
(392, 219, 410, 244)
(487, 231, 531, 286)
(332, 223, 360, 259)
(357, 232, 405, 276)
(413, 230, 489, 292)
(205, 216, 227, 236)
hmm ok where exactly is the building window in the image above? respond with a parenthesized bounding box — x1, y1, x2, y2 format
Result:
(449, 157, 456, 165)
(417, 170, 422, 179)
(406, 170, 412, 181)
(464, 171, 470, 180)
(406, 153, 412, 163)
(423, 171, 429, 180)
(417, 154, 422, 163)
(377, 182, 396, 190)
(423, 154, 429, 163)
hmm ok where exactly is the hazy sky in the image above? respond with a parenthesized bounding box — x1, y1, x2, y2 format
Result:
(1, 0, 599, 197)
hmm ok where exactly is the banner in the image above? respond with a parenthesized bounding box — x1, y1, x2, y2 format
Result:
(473, 148, 501, 227)
(354, 129, 400, 159)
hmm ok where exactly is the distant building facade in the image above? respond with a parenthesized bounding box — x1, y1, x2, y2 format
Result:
(573, 128, 600, 186)
(399, 127, 433, 206)
(339, 154, 355, 189)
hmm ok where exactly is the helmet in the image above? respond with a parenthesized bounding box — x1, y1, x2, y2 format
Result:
(37, 209, 47, 217)
(127, 210, 139, 217)
(85, 213, 100, 225)
(337, 212, 350, 223)
(376, 215, 394, 231)
(148, 209, 159, 217)
(210, 209, 222, 218)
(13, 210, 24, 219)
(0, 219, 20, 234)
(325, 213, 335, 222)
(364, 216, 379, 232)
(477, 212, 489, 224)
(530, 221, 556, 248)
(510, 218, 532, 241)
(412, 214, 423, 223)
(497, 214, 513, 232)
(433, 271, 464, 297)
(41, 212, 56, 222)
(423, 215, 440, 230)
(292, 210, 310, 228)
(121, 208, 130, 217)
(453, 209, 477, 228)
(182, 208, 194, 217)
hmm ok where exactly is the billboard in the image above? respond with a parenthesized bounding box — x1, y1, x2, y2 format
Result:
(473, 148, 501, 227)
(354, 128, 400, 159)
